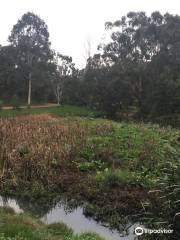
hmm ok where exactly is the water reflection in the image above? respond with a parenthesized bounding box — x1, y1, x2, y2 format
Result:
(43, 202, 137, 240)
(0, 196, 137, 240)
(0, 195, 23, 213)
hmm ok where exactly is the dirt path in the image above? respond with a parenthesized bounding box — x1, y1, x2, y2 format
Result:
(2, 103, 59, 110)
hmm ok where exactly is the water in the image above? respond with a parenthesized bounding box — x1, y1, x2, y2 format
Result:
(0, 196, 23, 214)
(0, 196, 138, 240)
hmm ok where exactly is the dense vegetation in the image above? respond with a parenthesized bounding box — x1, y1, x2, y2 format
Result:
(0, 11, 180, 126)
(0, 9, 179, 240)
(0, 107, 179, 239)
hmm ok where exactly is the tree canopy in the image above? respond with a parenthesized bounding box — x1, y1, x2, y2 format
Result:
(0, 11, 179, 126)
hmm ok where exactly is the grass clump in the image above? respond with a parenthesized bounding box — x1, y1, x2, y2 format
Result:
(140, 161, 180, 238)
(0, 206, 104, 240)
(74, 233, 104, 240)
(0, 206, 15, 215)
(90, 169, 155, 189)
(47, 222, 73, 237)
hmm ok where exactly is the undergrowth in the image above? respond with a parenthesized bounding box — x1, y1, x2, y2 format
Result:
(0, 114, 179, 238)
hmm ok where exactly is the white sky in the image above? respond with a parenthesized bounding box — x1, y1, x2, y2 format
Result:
(0, 0, 180, 68)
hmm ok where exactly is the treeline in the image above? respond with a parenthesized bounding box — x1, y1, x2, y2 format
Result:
(0, 11, 180, 126)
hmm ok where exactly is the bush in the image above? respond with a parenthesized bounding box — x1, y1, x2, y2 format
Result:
(90, 169, 155, 189)
(141, 161, 180, 239)
(0, 100, 3, 111)
(154, 114, 180, 128)
(11, 97, 21, 110)
(73, 158, 105, 172)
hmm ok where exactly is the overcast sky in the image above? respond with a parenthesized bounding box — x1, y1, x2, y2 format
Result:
(0, 0, 180, 68)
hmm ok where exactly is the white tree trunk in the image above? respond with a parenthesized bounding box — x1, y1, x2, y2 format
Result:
(53, 81, 63, 106)
(28, 72, 32, 106)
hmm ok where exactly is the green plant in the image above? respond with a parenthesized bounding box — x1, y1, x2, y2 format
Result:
(90, 169, 156, 189)
(90, 169, 131, 187)
(141, 161, 180, 239)
(12, 97, 21, 110)
(0, 100, 3, 111)
(73, 158, 105, 171)
(47, 222, 73, 237)
(0, 206, 15, 215)
(0, 206, 104, 240)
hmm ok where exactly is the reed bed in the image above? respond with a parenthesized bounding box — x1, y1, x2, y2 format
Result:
(0, 114, 85, 184)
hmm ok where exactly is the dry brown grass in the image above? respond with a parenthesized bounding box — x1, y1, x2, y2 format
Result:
(0, 114, 85, 185)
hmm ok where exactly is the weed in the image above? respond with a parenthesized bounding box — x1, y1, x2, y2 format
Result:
(0, 206, 104, 240)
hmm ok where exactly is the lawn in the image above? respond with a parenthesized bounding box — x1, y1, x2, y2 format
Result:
(0, 105, 102, 118)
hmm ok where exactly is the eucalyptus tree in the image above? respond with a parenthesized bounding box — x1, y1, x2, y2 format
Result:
(102, 12, 151, 112)
(0, 45, 17, 101)
(8, 12, 53, 106)
(52, 53, 76, 105)
(98, 11, 180, 118)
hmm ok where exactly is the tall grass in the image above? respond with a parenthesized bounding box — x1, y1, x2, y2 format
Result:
(140, 161, 180, 239)
(0, 114, 85, 185)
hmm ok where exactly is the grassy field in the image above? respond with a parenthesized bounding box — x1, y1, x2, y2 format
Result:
(0, 105, 102, 118)
(0, 105, 179, 239)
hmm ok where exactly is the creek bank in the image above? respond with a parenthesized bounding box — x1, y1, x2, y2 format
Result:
(0, 195, 139, 240)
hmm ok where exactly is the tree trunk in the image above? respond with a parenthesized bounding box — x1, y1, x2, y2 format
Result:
(28, 72, 32, 106)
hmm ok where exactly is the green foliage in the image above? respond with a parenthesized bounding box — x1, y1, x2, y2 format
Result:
(7, 12, 53, 105)
(90, 169, 155, 189)
(58, 11, 180, 127)
(74, 233, 104, 240)
(73, 159, 105, 172)
(0, 234, 26, 240)
(150, 78, 180, 117)
(0, 105, 101, 118)
(47, 223, 73, 237)
(0, 100, 3, 110)
(0, 206, 15, 215)
(153, 114, 180, 128)
(0, 206, 104, 240)
(0, 113, 179, 238)
(0, 11, 180, 127)
(11, 97, 21, 110)
(140, 160, 180, 239)
(0, 9, 179, 239)
(77, 120, 179, 177)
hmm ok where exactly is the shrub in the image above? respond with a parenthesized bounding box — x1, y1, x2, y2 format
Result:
(11, 97, 21, 110)
(90, 169, 155, 189)
(0, 100, 3, 111)
(141, 161, 180, 239)
(73, 158, 105, 172)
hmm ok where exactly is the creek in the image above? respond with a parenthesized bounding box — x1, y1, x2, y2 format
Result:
(0, 195, 139, 240)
